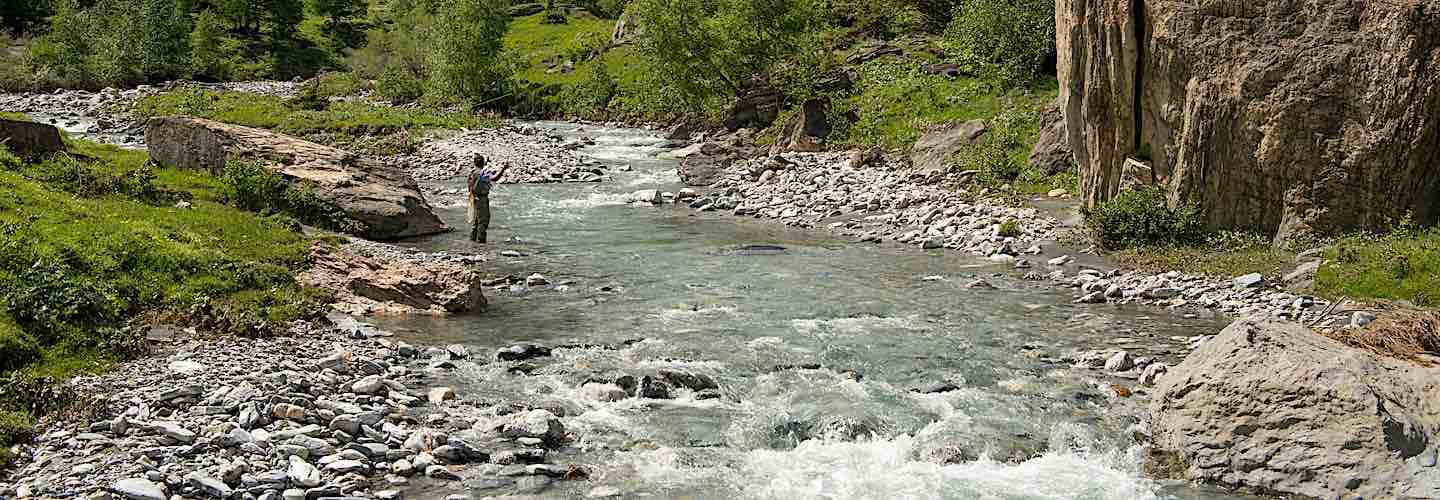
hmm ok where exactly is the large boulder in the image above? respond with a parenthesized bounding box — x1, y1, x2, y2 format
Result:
(1150, 316, 1440, 497)
(722, 82, 785, 131)
(0, 118, 64, 157)
(145, 117, 447, 240)
(297, 243, 485, 316)
(771, 99, 830, 154)
(1027, 99, 1074, 176)
(909, 119, 988, 174)
(1059, 0, 1440, 243)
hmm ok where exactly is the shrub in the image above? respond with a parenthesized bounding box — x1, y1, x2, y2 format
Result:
(376, 67, 426, 104)
(1083, 186, 1207, 249)
(943, 0, 1055, 86)
(832, 0, 923, 39)
(630, 0, 827, 104)
(998, 219, 1022, 238)
(424, 0, 512, 104)
(0, 316, 39, 373)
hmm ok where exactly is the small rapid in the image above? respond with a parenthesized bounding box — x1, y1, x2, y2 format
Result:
(373, 121, 1248, 499)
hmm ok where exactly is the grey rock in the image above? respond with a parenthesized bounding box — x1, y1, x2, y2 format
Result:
(1139, 363, 1169, 387)
(1103, 351, 1134, 372)
(111, 478, 165, 500)
(1151, 316, 1440, 498)
(1232, 273, 1265, 289)
(286, 456, 322, 488)
(184, 473, 232, 498)
(500, 410, 565, 446)
(425, 465, 461, 480)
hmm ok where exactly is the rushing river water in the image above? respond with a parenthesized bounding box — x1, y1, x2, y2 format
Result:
(366, 122, 1239, 499)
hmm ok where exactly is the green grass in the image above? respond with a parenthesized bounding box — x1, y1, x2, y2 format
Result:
(833, 54, 1058, 151)
(1319, 227, 1440, 306)
(506, 12, 616, 86)
(1111, 243, 1295, 280)
(131, 87, 497, 154)
(0, 137, 328, 450)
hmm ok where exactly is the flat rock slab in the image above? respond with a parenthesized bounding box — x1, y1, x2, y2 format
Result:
(0, 118, 64, 157)
(145, 116, 447, 240)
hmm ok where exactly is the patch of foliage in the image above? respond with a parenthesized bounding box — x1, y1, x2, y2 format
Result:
(346, 0, 513, 106)
(943, 0, 1056, 86)
(220, 161, 363, 234)
(830, 0, 924, 39)
(1109, 230, 1294, 279)
(0, 140, 328, 448)
(629, 0, 827, 105)
(1083, 186, 1208, 249)
(131, 87, 495, 152)
(1320, 218, 1440, 306)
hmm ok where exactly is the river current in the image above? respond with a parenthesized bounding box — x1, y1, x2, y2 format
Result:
(370, 122, 1240, 499)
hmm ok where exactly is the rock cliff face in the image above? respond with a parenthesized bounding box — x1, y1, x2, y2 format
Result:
(1059, 0, 1440, 242)
(1150, 316, 1440, 497)
(146, 117, 447, 240)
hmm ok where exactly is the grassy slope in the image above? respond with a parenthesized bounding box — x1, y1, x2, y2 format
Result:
(0, 137, 323, 449)
(130, 87, 498, 154)
(1319, 229, 1440, 306)
(507, 12, 616, 86)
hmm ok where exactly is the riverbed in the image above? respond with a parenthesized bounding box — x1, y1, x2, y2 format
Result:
(366, 122, 1244, 499)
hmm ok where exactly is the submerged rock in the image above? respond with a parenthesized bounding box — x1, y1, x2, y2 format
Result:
(1150, 316, 1440, 497)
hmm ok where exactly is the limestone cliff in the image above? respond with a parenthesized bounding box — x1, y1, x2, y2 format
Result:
(1059, 0, 1440, 242)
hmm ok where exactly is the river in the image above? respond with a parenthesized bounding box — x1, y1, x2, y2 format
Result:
(356, 122, 1248, 499)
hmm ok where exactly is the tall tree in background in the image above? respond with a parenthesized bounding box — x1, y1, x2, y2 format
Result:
(424, 0, 510, 103)
(306, 0, 365, 28)
(630, 0, 826, 104)
(189, 9, 226, 79)
(1, 0, 51, 36)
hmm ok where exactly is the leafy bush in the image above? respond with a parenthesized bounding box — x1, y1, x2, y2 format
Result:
(943, 0, 1055, 86)
(0, 316, 39, 373)
(998, 219, 1022, 238)
(630, 0, 827, 105)
(376, 67, 426, 104)
(423, 0, 512, 104)
(832, 0, 923, 39)
(1083, 186, 1207, 249)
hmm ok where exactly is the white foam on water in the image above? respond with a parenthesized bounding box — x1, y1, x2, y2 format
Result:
(622, 168, 681, 187)
(736, 435, 1161, 500)
(790, 316, 922, 337)
(654, 305, 739, 321)
(553, 192, 635, 209)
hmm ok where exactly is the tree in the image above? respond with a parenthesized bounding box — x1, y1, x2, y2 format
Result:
(424, 0, 510, 103)
(137, 0, 191, 80)
(266, 0, 303, 44)
(306, 0, 364, 28)
(1, 0, 51, 36)
(630, 0, 826, 104)
(189, 9, 227, 79)
(943, 0, 1056, 86)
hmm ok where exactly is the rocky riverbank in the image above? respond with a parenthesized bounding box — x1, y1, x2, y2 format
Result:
(0, 315, 618, 500)
(0, 81, 303, 149)
(396, 126, 610, 187)
(668, 141, 1366, 329)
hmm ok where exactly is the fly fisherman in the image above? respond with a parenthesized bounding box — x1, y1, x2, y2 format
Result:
(467, 155, 509, 243)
